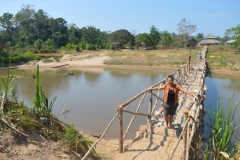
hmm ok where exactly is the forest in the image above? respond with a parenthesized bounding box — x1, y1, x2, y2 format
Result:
(0, 5, 239, 64)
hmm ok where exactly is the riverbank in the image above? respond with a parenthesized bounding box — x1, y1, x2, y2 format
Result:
(17, 49, 240, 79)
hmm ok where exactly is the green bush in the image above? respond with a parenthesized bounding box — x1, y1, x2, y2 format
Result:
(61, 125, 96, 156)
(81, 43, 86, 50)
(87, 44, 96, 50)
(75, 46, 81, 52)
(110, 45, 115, 50)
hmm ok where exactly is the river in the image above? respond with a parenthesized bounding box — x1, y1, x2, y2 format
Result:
(0, 67, 240, 142)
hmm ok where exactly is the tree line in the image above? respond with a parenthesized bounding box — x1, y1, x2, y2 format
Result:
(0, 4, 239, 63)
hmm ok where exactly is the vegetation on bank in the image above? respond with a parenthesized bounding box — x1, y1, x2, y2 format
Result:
(206, 46, 240, 71)
(104, 48, 200, 67)
(0, 66, 104, 159)
(203, 95, 240, 160)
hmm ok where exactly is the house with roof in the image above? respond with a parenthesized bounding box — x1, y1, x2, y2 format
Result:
(198, 34, 222, 46)
(188, 38, 198, 48)
(225, 40, 236, 45)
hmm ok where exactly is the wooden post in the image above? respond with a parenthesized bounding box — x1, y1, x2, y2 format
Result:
(183, 113, 188, 160)
(190, 46, 192, 56)
(186, 118, 190, 160)
(118, 107, 123, 153)
(188, 55, 191, 73)
(148, 91, 152, 123)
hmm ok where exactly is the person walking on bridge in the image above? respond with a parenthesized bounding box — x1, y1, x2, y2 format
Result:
(146, 75, 195, 129)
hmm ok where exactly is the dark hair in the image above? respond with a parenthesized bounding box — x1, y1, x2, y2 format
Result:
(168, 75, 174, 80)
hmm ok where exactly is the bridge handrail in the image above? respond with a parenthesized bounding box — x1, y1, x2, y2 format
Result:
(81, 47, 207, 159)
(117, 50, 207, 153)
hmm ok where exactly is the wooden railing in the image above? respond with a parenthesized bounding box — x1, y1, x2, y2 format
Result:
(81, 47, 207, 160)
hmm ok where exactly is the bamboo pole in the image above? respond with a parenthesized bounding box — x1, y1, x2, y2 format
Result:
(169, 117, 190, 160)
(148, 91, 152, 123)
(122, 93, 147, 141)
(119, 91, 146, 108)
(150, 90, 160, 116)
(122, 110, 149, 117)
(0, 93, 5, 115)
(186, 117, 191, 160)
(118, 107, 123, 153)
(186, 101, 200, 159)
(151, 92, 164, 102)
(183, 113, 188, 160)
(81, 113, 119, 160)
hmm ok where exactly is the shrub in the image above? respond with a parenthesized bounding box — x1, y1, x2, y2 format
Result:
(87, 44, 96, 50)
(61, 125, 95, 156)
(81, 43, 86, 50)
(76, 46, 81, 52)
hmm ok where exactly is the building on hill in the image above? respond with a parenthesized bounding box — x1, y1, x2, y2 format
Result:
(198, 34, 222, 46)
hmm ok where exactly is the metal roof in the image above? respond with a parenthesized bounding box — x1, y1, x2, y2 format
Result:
(199, 39, 222, 44)
(225, 40, 236, 43)
(204, 34, 217, 39)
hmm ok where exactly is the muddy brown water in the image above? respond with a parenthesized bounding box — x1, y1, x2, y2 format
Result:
(0, 68, 240, 142)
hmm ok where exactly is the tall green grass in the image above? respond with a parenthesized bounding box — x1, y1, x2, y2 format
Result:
(0, 60, 18, 116)
(31, 65, 57, 125)
(203, 94, 239, 160)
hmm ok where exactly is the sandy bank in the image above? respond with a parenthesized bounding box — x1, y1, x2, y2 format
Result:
(18, 53, 240, 79)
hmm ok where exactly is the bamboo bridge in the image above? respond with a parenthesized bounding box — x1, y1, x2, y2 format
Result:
(82, 46, 208, 160)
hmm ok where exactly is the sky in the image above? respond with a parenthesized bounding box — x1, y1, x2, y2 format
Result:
(0, 0, 239, 37)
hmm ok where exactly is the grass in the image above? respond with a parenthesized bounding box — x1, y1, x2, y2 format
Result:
(207, 46, 240, 71)
(6, 45, 239, 74)
(203, 95, 239, 160)
(103, 48, 199, 67)
(37, 47, 240, 72)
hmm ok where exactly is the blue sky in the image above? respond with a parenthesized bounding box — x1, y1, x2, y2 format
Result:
(0, 0, 239, 37)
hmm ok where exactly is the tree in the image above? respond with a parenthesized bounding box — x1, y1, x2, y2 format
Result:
(51, 18, 68, 47)
(135, 33, 151, 48)
(67, 25, 82, 44)
(149, 25, 161, 49)
(81, 26, 101, 45)
(109, 29, 134, 49)
(0, 13, 14, 45)
(161, 30, 173, 46)
(226, 24, 240, 53)
(177, 18, 197, 47)
(196, 33, 204, 39)
(33, 9, 51, 41)
(15, 4, 36, 45)
(220, 35, 231, 43)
